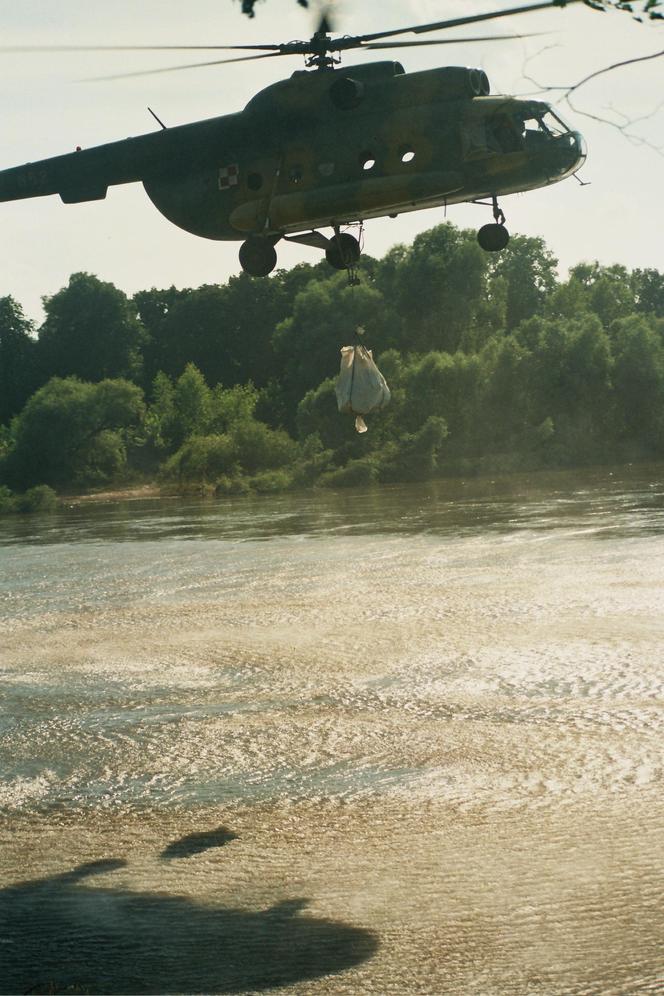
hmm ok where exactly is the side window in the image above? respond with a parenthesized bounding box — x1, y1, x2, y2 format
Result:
(489, 115, 521, 153)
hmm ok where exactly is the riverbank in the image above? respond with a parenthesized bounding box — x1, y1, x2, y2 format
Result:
(61, 483, 163, 505)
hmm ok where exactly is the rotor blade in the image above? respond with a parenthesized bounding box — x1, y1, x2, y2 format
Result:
(0, 43, 287, 53)
(313, 0, 337, 35)
(331, 0, 581, 48)
(85, 50, 288, 82)
(362, 32, 544, 49)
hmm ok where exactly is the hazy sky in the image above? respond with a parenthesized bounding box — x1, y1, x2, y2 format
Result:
(0, 0, 662, 322)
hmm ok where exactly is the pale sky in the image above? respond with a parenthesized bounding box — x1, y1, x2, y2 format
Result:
(0, 0, 662, 323)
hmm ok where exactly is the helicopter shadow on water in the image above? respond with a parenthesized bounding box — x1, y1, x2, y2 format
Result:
(0, 854, 378, 995)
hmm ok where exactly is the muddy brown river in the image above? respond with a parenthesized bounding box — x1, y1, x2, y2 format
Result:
(1, 468, 663, 995)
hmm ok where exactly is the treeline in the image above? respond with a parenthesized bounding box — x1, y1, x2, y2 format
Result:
(1, 221, 663, 506)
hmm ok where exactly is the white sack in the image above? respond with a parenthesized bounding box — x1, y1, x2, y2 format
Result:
(335, 344, 391, 418)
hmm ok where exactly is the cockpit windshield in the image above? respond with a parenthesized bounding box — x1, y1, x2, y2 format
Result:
(521, 108, 571, 140)
(467, 105, 576, 160)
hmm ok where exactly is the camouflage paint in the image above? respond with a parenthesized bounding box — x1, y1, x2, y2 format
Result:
(0, 62, 586, 243)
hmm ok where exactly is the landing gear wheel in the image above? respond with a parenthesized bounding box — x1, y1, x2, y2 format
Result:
(325, 232, 361, 270)
(239, 237, 277, 277)
(477, 223, 510, 252)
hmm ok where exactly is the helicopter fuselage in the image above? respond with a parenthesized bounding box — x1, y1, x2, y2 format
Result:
(143, 61, 586, 241)
(0, 60, 586, 259)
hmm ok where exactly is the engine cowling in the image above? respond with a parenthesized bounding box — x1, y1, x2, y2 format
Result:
(435, 67, 491, 98)
(328, 76, 366, 110)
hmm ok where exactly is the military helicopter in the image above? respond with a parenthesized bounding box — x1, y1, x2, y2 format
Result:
(0, 0, 586, 277)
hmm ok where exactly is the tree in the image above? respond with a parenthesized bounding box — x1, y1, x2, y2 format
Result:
(611, 314, 664, 452)
(403, 350, 483, 453)
(136, 272, 304, 391)
(272, 276, 388, 427)
(489, 235, 558, 331)
(134, 286, 188, 387)
(171, 363, 212, 446)
(38, 273, 145, 384)
(0, 297, 38, 425)
(632, 269, 664, 317)
(378, 224, 490, 354)
(2, 377, 145, 489)
(146, 371, 177, 451)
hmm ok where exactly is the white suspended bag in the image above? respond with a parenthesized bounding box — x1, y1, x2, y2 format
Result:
(335, 344, 391, 433)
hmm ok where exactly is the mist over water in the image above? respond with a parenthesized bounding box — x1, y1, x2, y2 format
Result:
(1, 467, 663, 994)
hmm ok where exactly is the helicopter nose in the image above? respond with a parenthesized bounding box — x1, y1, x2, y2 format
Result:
(562, 130, 586, 173)
(570, 130, 587, 169)
(547, 129, 587, 180)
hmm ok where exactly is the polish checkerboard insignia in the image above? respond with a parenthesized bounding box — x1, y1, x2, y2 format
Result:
(218, 164, 239, 189)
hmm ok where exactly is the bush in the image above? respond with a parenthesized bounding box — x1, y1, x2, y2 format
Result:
(0, 484, 60, 515)
(0, 485, 17, 514)
(230, 420, 298, 475)
(215, 475, 251, 496)
(249, 469, 294, 493)
(378, 416, 449, 482)
(318, 457, 379, 489)
(161, 434, 237, 483)
(16, 485, 59, 513)
(4, 376, 144, 490)
(291, 433, 335, 487)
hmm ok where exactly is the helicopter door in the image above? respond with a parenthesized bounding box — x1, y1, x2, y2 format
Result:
(228, 156, 281, 235)
(463, 121, 493, 160)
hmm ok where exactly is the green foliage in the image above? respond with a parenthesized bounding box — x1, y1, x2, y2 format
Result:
(633, 269, 664, 317)
(272, 276, 391, 426)
(0, 297, 38, 426)
(2, 376, 144, 489)
(376, 224, 490, 353)
(4, 221, 664, 495)
(215, 475, 251, 496)
(211, 382, 258, 432)
(0, 485, 16, 513)
(38, 273, 145, 383)
(611, 314, 664, 452)
(319, 456, 379, 489)
(160, 420, 298, 486)
(160, 434, 237, 483)
(291, 433, 335, 487)
(172, 363, 212, 445)
(249, 469, 294, 493)
(15, 484, 59, 514)
(145, 371, 177, 450)
(490, 235, 558, 331)
(0, 484, 59, 515)
(230, 420, 298, 475)
(378, 416, 449, 482)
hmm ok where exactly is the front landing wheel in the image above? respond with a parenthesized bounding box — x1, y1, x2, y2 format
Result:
(239, 237, 278, 277)
(477, 223, 510, 252)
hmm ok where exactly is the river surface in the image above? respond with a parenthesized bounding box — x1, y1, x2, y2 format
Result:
(1, 467, 663, 995)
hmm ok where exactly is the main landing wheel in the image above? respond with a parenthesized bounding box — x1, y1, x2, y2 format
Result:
(477, 223, 510, 252)
(325, 232, 361, 270)
(239, 237, 277, 277)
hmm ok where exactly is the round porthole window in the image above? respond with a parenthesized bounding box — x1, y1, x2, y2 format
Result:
(401, 149, 415, 164)
(360, 152, 376, 171)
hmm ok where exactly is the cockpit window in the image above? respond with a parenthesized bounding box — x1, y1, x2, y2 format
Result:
(468, 107, 573, 159)
(489, 114, 522, 152)
(521, 109, 570, 141)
